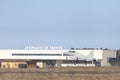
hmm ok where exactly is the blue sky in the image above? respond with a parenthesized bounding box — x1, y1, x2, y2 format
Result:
(0, 0, 120, 49)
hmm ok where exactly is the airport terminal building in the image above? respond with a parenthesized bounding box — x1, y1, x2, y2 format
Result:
(0, 48, 117, 68)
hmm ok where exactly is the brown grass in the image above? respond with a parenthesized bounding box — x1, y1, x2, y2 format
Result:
(0, 67, 120, 80)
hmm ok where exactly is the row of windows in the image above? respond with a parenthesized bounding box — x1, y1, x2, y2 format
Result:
(12, 53, 62, 56)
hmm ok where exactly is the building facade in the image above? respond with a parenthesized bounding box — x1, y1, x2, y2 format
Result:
(0, 49, 117, 68)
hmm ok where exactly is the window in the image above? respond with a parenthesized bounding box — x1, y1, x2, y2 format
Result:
(63, 53, 73, 56)
(12, 53, 62, 56)
(68, 51, 75, 53)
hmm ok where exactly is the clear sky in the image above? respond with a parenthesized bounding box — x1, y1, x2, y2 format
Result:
(0, 0, 120, 49)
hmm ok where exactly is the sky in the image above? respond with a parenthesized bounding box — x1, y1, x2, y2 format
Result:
(0, 0, 120, 49)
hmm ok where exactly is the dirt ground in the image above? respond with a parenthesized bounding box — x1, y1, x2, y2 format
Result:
(0, 67, 120, 80)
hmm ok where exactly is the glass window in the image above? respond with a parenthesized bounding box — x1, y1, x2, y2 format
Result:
(12, 53, 62, 56)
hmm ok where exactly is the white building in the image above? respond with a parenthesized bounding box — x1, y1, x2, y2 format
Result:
(0, 49, 117, 67)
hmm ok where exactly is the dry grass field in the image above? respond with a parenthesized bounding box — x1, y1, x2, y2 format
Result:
(0, 67, 120, 80)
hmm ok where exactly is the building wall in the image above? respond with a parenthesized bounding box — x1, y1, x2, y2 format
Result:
(117, 50, 120, 58)
(0, 50, 103, 61)
(1, 62, 27, 68)
(0, 50, 68, 60)
(0, 49, 117, 67)
(76, 50, 103, 60)
(101, 50, 116, 66)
